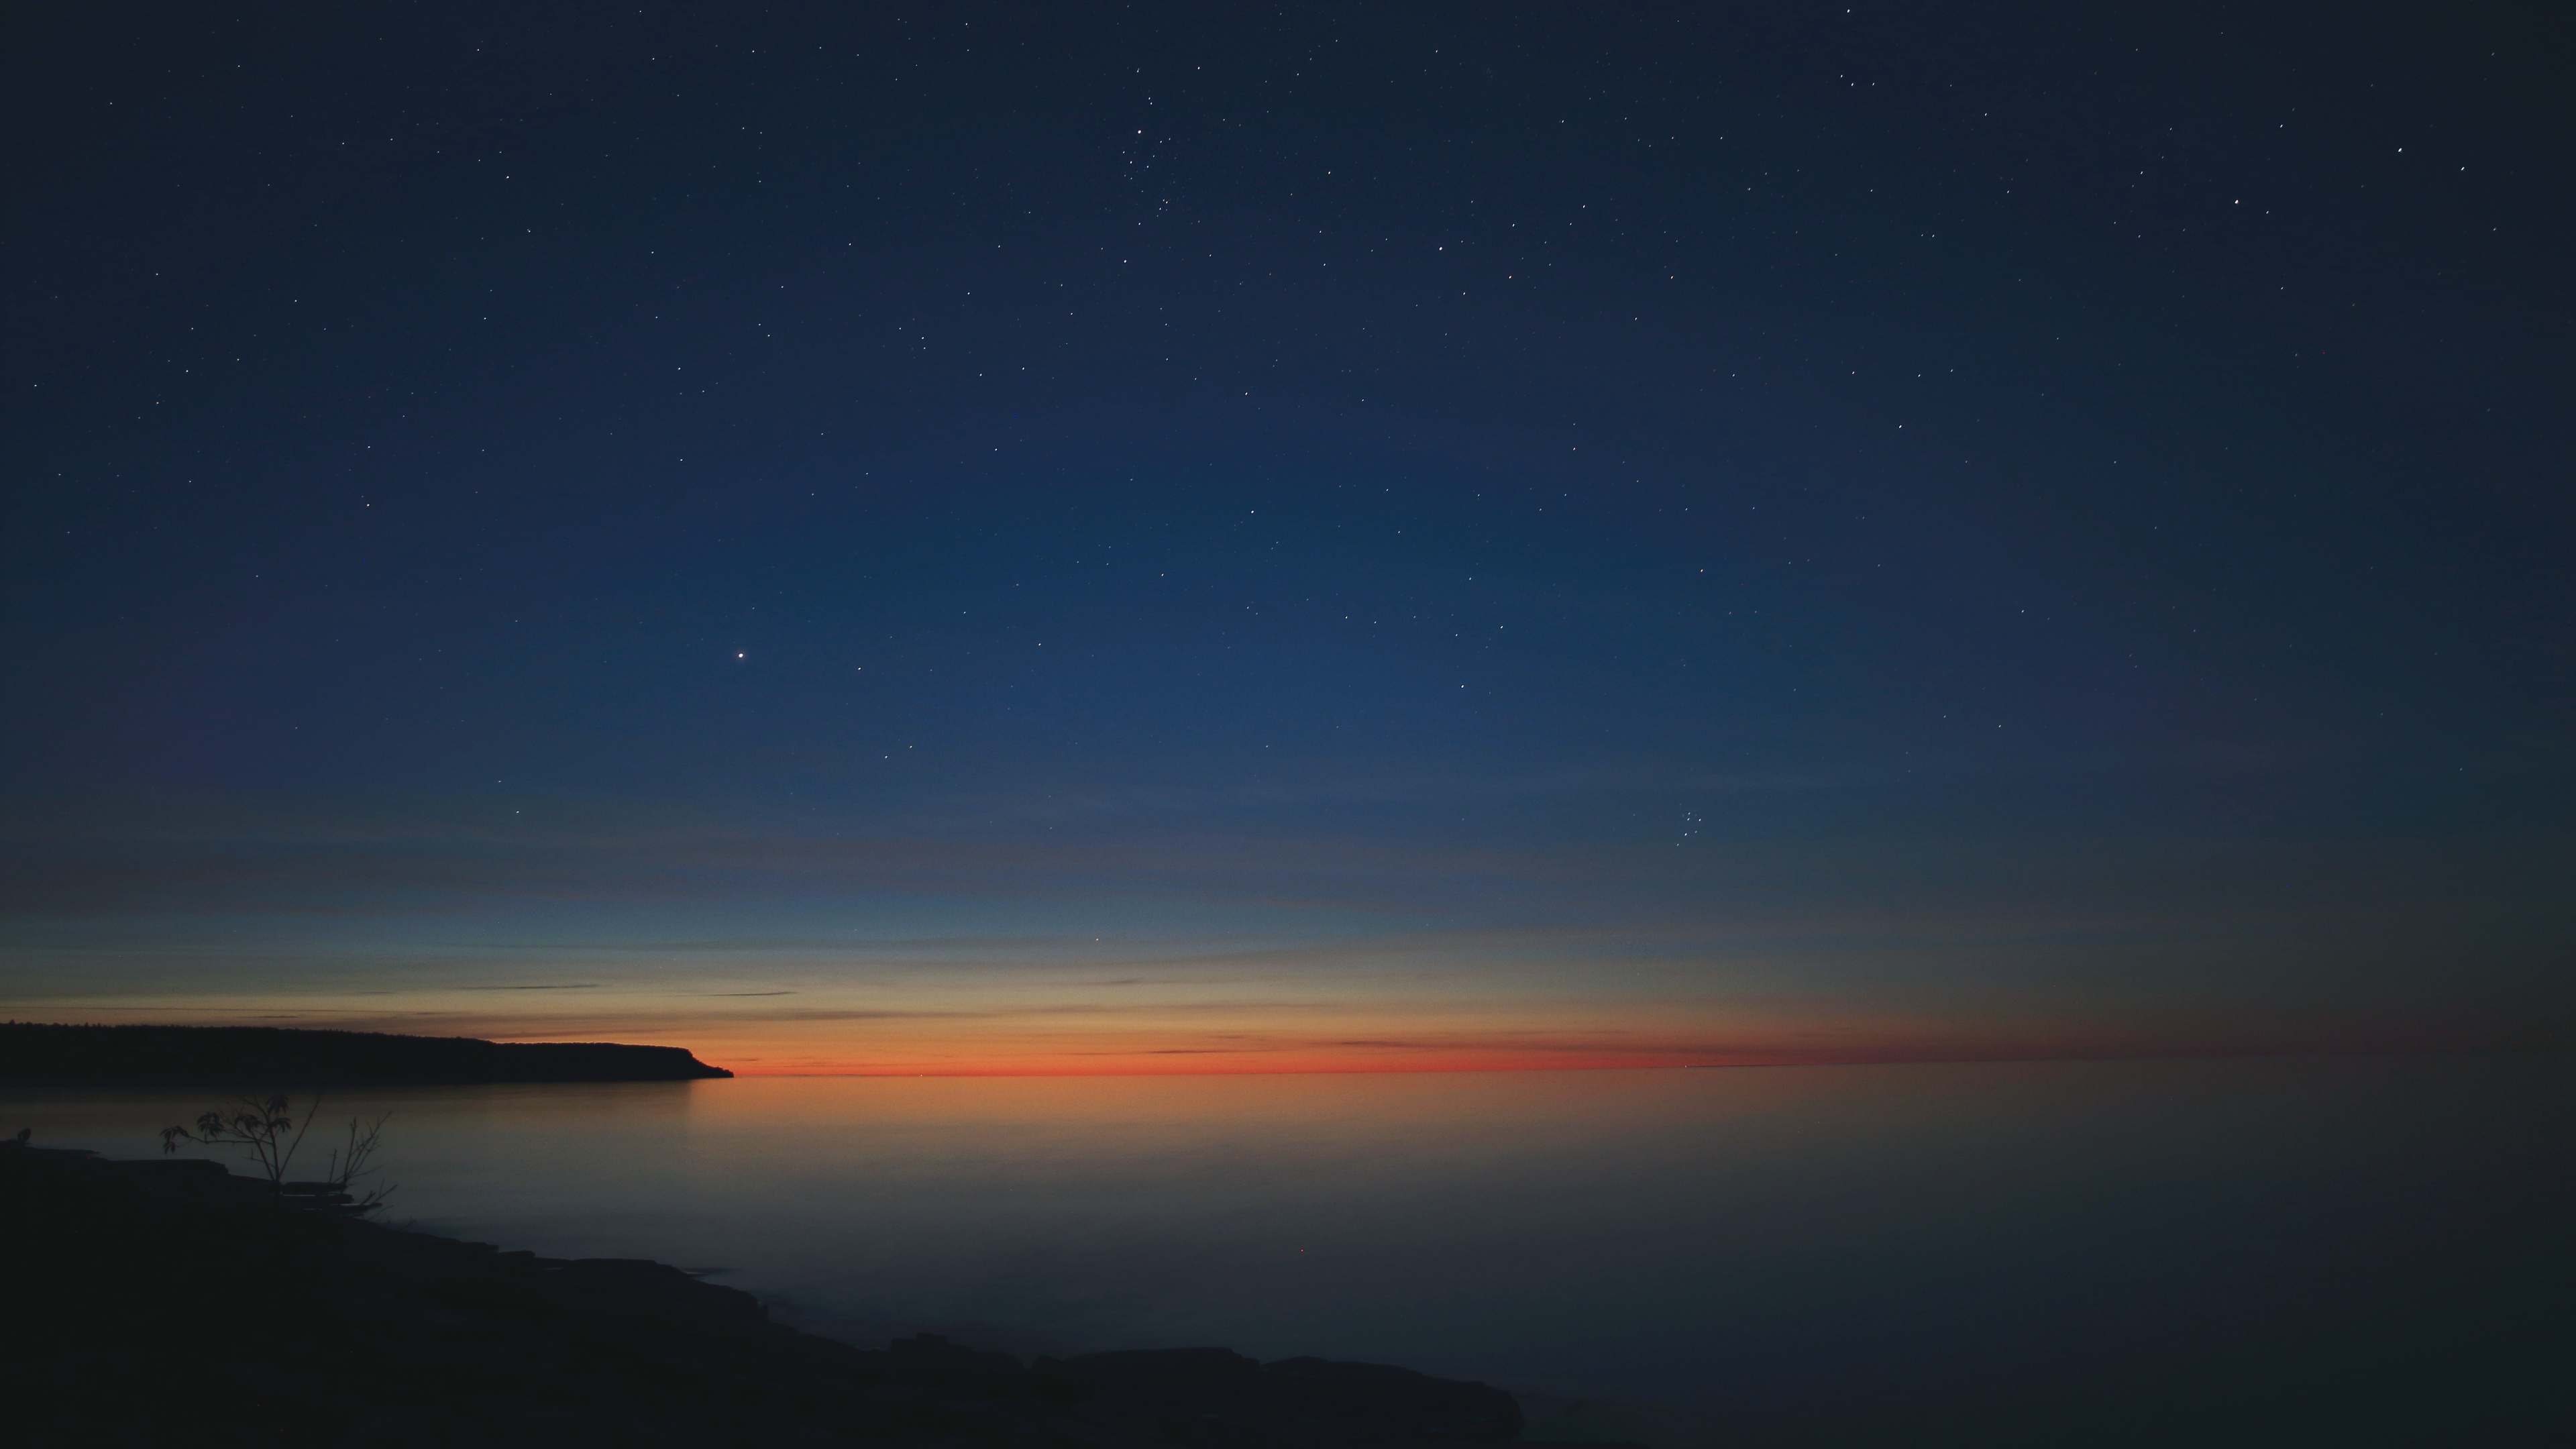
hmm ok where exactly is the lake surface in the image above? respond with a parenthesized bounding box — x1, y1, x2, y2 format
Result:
(11, 1057, 2573, 1445)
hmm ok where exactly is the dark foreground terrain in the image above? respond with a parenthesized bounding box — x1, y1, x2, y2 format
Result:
(1, 1140, 1529, 1448)
(0, 1022, 732, 1083)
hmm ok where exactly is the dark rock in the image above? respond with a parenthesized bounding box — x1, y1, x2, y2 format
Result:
(1264, 1357, 1526, 1442)
(1, 1144, 1538, 1447)
(1029, 1347, 1522, 1445)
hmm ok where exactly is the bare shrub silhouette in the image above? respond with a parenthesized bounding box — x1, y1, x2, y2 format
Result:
(162, 1092, 394, 1213)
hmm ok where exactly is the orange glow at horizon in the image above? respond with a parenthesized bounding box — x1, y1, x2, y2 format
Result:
(30, 994, 2515, 1077)
(515, 1015, 2229, 1077)
(519, 999, 2021, 1077)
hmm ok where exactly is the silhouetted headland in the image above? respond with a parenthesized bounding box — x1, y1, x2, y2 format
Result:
(3, 1137, 1532, 1447)
(0, 1022, 731, 1085)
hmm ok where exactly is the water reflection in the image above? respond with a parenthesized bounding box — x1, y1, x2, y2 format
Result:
(11, 1058, 2571, 1444)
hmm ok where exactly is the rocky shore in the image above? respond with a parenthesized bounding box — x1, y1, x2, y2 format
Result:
(2, 1138, 1533, 1447)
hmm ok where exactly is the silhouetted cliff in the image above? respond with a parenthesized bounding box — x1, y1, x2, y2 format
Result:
(0, 1022, 732, 1084)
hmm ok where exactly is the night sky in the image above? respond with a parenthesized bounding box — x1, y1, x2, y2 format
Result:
(5, 3, 2569, 1073)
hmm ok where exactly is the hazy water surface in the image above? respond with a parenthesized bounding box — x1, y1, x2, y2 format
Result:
(12, 1058, 2573, 1445)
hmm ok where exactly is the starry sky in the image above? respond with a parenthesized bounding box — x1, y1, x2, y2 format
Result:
(3, 3, 2569, 1073)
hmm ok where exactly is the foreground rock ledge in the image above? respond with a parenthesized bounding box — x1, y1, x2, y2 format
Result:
(3, 1142, 1526, 1447)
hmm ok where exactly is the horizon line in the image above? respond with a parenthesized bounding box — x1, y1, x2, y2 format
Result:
(704, 1041, 2575, 1078)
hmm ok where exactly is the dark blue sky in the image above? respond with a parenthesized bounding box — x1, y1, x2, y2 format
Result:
(4, 3, 2569, 1069)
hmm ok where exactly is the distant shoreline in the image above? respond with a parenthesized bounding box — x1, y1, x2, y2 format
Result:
(0, 1022, 733, 1085)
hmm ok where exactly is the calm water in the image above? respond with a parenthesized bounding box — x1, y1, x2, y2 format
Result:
(11, 1058, 2573, 1445)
